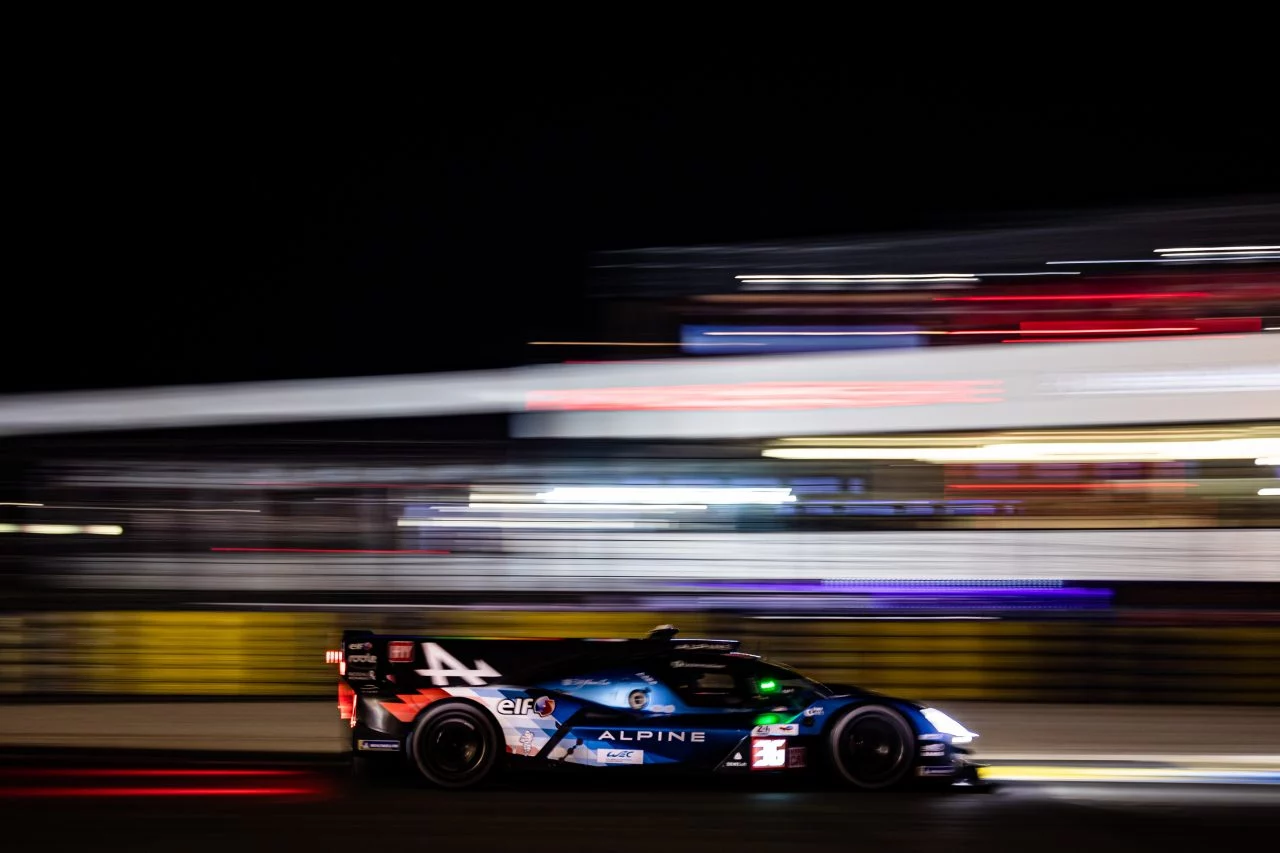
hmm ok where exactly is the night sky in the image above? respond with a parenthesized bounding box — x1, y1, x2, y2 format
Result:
(9, 44, 1276, 394)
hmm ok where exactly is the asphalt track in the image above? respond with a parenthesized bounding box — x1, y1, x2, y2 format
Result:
(1, 752, 1278, 852)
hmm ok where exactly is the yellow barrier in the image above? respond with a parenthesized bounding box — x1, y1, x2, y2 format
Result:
(0, 611, 1276, 701)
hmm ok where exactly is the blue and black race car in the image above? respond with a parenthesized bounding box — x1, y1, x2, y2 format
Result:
(328, 625, 981, 789)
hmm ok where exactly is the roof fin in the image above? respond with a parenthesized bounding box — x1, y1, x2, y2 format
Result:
(647, 624, 679, 640)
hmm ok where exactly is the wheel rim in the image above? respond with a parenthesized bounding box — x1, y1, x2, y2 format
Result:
(841, 714, 906, 785)
(421, 714, 487, 779)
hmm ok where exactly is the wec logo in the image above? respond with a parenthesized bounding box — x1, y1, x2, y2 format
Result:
(415, 642, 502, 686)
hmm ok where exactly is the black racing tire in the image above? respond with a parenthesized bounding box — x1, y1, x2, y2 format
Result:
(409, 701, 502, 789)
(826, 704, 916, 790)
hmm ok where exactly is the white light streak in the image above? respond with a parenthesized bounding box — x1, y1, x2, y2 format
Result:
(457, 502, 708, 512)
(763, 438, 1280, 463)
(1048, 254, 1280, 265)
(736, 274, 978, 281)
(0, 523, 123, 535)
(1259, 488, 1280, 496)
(1155, 246, 1280, 254)
(34, 505, 259, 513)
(1155, 252, 1280, 260)
(535, 486, 796, 505)
(976, 272, 1082, 277)
(741, 278, 976, 286)
(397, 518, 666, 529)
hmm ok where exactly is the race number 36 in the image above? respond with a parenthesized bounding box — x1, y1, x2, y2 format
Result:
(751, 738, 787, 769)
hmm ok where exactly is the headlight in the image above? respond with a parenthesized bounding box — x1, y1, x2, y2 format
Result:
(921, 707, 978, 745)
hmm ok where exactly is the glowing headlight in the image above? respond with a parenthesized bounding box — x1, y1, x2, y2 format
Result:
(921, 707, 978, 745)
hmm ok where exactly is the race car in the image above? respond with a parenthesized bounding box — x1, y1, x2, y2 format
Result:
(326, 625, 981, 789)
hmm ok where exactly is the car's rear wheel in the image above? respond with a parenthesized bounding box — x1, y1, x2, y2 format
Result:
(410, 702, 500, 789)
(827, 704, 915, 789)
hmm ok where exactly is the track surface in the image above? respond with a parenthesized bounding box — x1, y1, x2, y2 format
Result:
(2, 754, 1279, 852)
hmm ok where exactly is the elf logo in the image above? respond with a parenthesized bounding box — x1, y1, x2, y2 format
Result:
(496, 696, 556, 717)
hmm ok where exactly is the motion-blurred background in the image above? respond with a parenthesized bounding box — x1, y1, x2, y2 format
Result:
(2, 200, 1278, 709)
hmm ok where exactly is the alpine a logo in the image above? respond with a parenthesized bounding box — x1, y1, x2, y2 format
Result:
(414, 642, 502, 686)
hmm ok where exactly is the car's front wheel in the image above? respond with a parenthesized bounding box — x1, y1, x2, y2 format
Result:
(409, 701, 501, 789)
(826, 704, 915, 789)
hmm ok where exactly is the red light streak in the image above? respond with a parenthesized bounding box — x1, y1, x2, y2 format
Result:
(935, 292, 1210, 302)
(1019, 318, 1260, 334)
(945, 482, 1195, 491)
(210, 548, 449, 555)
(0, 768, 306, 778)
(1001, 335, 1247, 344)
(1019, 326, 1197, 335)
(0, 786, 321, 798)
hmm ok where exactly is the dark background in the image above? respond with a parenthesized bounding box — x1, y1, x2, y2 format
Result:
(9, 42, 1277, 393)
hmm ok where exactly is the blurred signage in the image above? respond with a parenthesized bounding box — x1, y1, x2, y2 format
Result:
(681, 325, 924, 354)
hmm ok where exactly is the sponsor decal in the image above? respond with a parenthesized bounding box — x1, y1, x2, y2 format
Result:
(415, 642, 501, 686)
(920, 743, 946, 756)
(751, 738, 788, 769)
(599, 730, 705, 743)
(388, 641, 414, 663)
(346, 671, 375, 681)
(346, 642, 373, 652)
(752, 724, 799, 737)
(561, 678, 610, 687)
(670, 661, 725, 669)
(598, 749, 644, 765)
(628, 689, 649, 710)
(347, 654, 377, 665)
(518, 731, 535, 756)
(723, 761, 748, 769)
(496, 697, 557, 717)
(918, 766, 956, 777)
(788, 746, 806, 769)
(918, 733, 945, 741)
(803, 706, 824, 717)
(672, 642, 735, 651)
(356, 739, 400, 752)
(637, 672, 658, 685)
(649, 704, 676, 714)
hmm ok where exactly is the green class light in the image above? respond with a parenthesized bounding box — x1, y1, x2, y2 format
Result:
(758, 678, 779, 693)
(754, 713, 782, 726)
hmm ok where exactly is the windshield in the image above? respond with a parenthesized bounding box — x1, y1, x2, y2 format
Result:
(661, 656, 830, 709)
